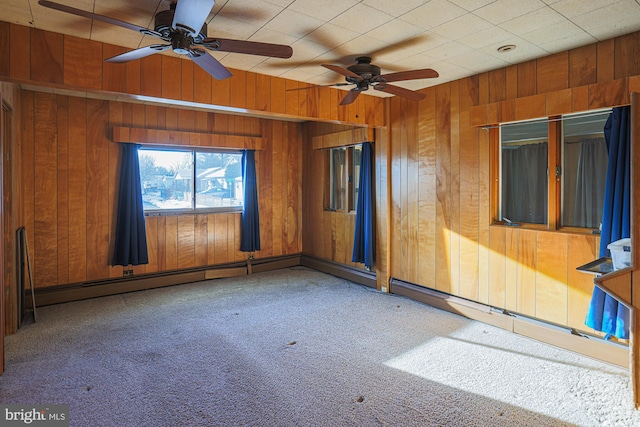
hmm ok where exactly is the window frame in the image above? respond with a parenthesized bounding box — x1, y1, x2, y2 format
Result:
(138, 145, 244, 216)
(325, 145, 361, 213)
(491, 109, 609, 234)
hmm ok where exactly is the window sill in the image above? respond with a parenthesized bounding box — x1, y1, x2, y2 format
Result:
(145, 208, 242, 217)
(490, 222, 600, 236)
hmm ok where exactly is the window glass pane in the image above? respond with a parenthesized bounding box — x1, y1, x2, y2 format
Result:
(139, 149, 193, 210)
(195, 152, 244, 208)
(352, 145, 362, 209)
(500, 120, 548, 224)
(330, 147, 347, 210)
(561, 111, 609, 228)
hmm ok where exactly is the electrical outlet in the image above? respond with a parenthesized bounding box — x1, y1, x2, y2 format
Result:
(123, 269, 134, 277)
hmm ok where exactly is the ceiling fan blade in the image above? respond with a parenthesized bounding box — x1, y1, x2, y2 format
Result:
(378, 68, 439, 83)
(189, 48, 233, 80)
(202, 38, 292, 58)
(37, 0, 160, 37)
(172, 0, 215, 36)
(379, 68, 440, 82)
(105, 45, 171, 63)
(374, 83, 426, 102)
(340, 90, 362, 106)
(322, 64, 362, 80)
(286, 82, 353, 92)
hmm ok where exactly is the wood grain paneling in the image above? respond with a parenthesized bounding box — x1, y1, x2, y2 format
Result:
(5, 24, 384, 127)
(383, 29, 640, 333)
(33, 93, 58, 287)
(9, 24, 30, 80)
(64, 35, 102, 90)
(0, 22, 9, 77)
(30, 29, 63, 84)
(538, 52, 569, 94)
(569, 44, 597, 88)
(20, 92, 302, 288)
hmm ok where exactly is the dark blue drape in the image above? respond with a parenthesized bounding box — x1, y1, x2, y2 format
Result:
(352, 142, 375, 268)
(585, 106, 631, 339)
(113, 143, 148, 266)
(240, 150, 261, 252)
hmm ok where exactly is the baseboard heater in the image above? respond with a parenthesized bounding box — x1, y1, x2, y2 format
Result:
(389, 277, 629, 368)
(30, 254, 301, 307)
(300, 255, 376, 289)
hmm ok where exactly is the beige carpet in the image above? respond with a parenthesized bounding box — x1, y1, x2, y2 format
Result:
(2, 267, 639, 426)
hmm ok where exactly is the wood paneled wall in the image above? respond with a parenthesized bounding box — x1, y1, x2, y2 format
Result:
(388, 31, 640, 333)
(1, 82, 22, 335)
(302, 122, 364, 270)
(20, 91, 301, 288)
(0, 22, 385, 127)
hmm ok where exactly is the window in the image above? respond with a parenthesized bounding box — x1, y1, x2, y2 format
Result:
(500, 119, 548, 225)
(327, 145, 361, 212)
(138, 147, 243, 213)
(561, 112, 608, 229)
(496, 109, 610, 231)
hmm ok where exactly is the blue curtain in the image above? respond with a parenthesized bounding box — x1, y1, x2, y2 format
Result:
(240, 150, 261, 252)
(352, 142, 375, 268)
(585, 106, 631, 339)
(113, 143, 148, 266)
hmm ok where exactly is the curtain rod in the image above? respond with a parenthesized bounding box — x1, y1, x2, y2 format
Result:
(481, 109, 613, 131)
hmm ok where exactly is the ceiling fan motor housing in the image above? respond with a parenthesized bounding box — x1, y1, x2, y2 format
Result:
(346, 56, 381, 82)
(155, 6, 207, 43)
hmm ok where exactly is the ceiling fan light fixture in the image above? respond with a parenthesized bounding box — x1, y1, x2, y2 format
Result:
(497, 44, 516, 53)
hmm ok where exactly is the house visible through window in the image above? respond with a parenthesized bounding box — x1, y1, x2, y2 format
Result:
(328, 145, 361, 212)
(138, 148, 243, 212)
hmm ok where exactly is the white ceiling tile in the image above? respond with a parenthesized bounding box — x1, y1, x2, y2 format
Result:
(207, 16, 260, 40)
(457, 26, 514, 49)
(431, 13, 493, 40)
(4, 0, 34, 26)
(422, 40, 474, 61)
(365, 19, 426, 46)
(94, 0, 159, 29)
(447, 49, 510, 71)
(473, 0, 547, 25)
(479, 37, 549, 64)
(220, 52, 267, 70)
(214, 0, 285, 26)
(264, 0, 295, 7)
(333, 34, 393, 59)
(400, 0, 466, 30)
(288, 0, 359, 22)
(330, 3, 395, 35)
(499, 7, 566, 36)
(362, 0, 429, 17)
(303, 23, 361, 53)
(446, 0, 497, 12)
(521, 20, 596, 52)
(570, 0, 640, 41)
(264, 9, 324, 38)
(548, 0, 616, 19)
(288, 38, 334, 62)
(248, 27, 299, 46)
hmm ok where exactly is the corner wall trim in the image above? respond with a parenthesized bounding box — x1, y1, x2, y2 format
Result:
(390, 277, 629, 368)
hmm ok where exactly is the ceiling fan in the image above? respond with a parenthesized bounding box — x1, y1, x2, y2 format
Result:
(321, 56, 439, 105)
(38, 0, 293, 80)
